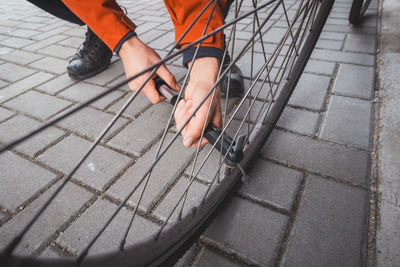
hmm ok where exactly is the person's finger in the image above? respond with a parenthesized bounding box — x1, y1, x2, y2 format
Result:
(143, 78, 164, 104)
(157, 64, 180, 92)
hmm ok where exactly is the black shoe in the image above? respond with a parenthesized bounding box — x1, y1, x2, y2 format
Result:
(220, 53, 245, 98)
(67, 28, 113, 80)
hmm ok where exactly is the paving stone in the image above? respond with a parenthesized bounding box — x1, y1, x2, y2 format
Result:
(40, 44, 77, 59)
(333, 63, 374, 100)
(135, 21, 161, 35)
(153, 176, 208, 222)
(85, 61, 125, 86)
(184, 144, 226, 183)
(324, 24, 377, 35)
(0, 36, 35, 48)
(140, 29, 168, 44)
(261, 130, 370, 187)
(149, 31, 174, 50)
(23, 35, 68, 52)
(35, 73, 78, 95)
(277, 106, 319, 136)
(281, 175, 369, 267)
(0, 181, 92, 255)
(57, 107, 128, 140)
(57, 36, 85, 49)
(204, 197, 288, 265)
(344, 33, 377, 54)
(320, 95, 372, 150)
(56, 198, 159, 256)
(31, 26, 71, 41)
(108, 103, 173, 156)
(0, 49, 43, 65)
(58, 81, 124, 109)
(4, 91, 73, 119)
(0, 107, 14, 121)
(288, 73, 331, 111)
(195, 248, 245, 267)
(304, 59, 336, 76)
(0, 115, 65, 157)
(0, 151, 57, 212)
(106, 74, 130, 91)
(10, 28, 41, 38)
(0, 62, 36, 83)
(0, 72, 54, 103)
(109, 133, 194, 210)
(38, 135, 131, 190)
(107, 92, 150, 119)
(40, 247, 61, 258)
(28, 57, 68, 75)
(315, 39, 343, 50)
(238, 160, 302, 210)
(311, 48, 375, 66)
(0, 79, 8, 89)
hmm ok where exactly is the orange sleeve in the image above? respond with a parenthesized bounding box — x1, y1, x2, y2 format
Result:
(61, 0, 136, 51)
(163, 0, 227, 50)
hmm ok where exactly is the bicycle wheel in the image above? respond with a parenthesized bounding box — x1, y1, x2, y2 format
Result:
(0, 0, 334, 266)
(349, 0, 372, 24)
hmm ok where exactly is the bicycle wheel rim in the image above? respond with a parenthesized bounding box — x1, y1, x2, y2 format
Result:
(0, 0, 334, 266)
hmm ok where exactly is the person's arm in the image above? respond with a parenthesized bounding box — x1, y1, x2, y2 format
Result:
(61, 0, 180, 103)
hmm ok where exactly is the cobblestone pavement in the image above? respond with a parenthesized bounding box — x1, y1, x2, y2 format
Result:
(0, 0, 378, 266)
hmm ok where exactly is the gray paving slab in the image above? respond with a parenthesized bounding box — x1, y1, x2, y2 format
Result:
(238, 159, 302, 211)
(106, 92, 151, 119)
(333, 63, 375, 100)
(195, 248, 245, 267)
(289, 73, 331, 111)
(0, 72, 54, 103)
(277, 106, 319, 136)
(56, 198, 159, 256)
(0, 62, 36, 83)
(40, 44, 76, 59)
(0, 107, 14, 122)
(204, 197, 288, 266)
(153, 176, 208, 222)
(0, 36, 35, 48)
(108, 102, 173, 156)
(109, 133, 194, 210)
(85, 61, 125, 86)
(57, 107, 128, 140)
(0, 151, 57, 212)
(3, 90, 73, 120)
(262, 130, 370, 187)
(0, 115, 65, 156)
(311, 48, 375, 66)
(38, 135, 131, 190)
(28, 57, 68, 75)
(58, 81, 124, 109)
(0, 181, 92, 256)
(320, 95, 373, 150)
(35, 73, 78, 95)
(304, 59, 336, 76)
(281, 175, 369, 267)
(0, 49, 43, 65)
(344, 33, 377, 54)
(23, 35, 68, 52)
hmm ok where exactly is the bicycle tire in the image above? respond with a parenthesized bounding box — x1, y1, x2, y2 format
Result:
(349, 0, 371, 24)
(0, 0, 334, 266)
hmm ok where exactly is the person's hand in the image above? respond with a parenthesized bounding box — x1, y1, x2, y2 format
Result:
(174, 57, 222, 148)
(119, 36, 180, 104)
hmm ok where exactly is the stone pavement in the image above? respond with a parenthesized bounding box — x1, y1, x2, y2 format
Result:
(0, 0, 379, 266)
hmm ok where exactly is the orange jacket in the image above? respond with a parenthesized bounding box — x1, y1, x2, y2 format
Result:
(61, 0, 227, 53)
